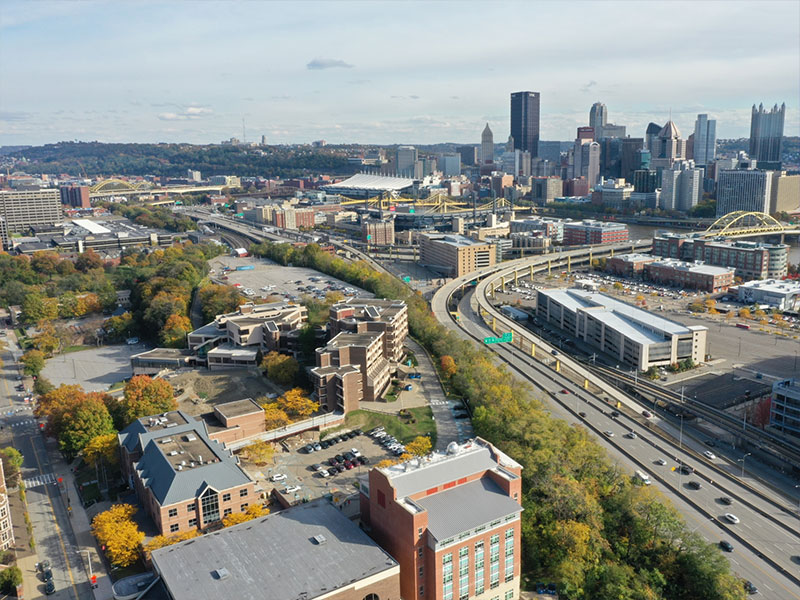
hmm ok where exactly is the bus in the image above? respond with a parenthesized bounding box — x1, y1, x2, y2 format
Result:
(635, 470, 652, 485)
(735, 323, 751, 330)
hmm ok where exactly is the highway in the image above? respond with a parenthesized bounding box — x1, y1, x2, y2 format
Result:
(452, 288, 800, 598)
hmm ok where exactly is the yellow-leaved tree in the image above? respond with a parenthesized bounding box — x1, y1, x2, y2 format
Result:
(405, 436, 432, 457)
(261, 402, 290, 430)
(277, 388, 318, 420)
(143, 530, 200, 559)
(222, 504, 269, 528)
(91, 503, 144, 567)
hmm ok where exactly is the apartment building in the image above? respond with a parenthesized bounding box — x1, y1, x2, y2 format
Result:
(644, 259, 734, 292)
(0, 189, 63, 235)
(771, 378, 800, 440)
(360, 438, 523, 600)
(118, 410, 255, 535)
(329, 298, 409, 363)
(536, 288, 708, 371)
(0, 461, 13, 551)
(362, 219, 396, 245)
(60, 185, 91, 209)
(563, 220, 629, 246)
(652, 233, 788, 280)
(273, 207, 315, 230)
(419, 233, 496, 277)
(606, 253, 655, 277)
(312, 331, 390, 412)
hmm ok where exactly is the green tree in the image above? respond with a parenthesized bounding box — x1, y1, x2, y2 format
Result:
(20, 349, 46, 376)
(261, 351, 299, 385)
(59, 396, 116, 459)
(34, 376, 55, 396)
(0, 566, 22, 593)
(160, 314, 192, 348)
(197, 284, 244, 322)
(21, 293, 58, 324)
(75, 249, 103, 272)
(0, 447, 23, 481)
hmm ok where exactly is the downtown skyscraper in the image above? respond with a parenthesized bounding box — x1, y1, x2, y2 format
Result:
(749, 102, 786, 167)
(589, 102, 607, 133)
(692, 114, 716, 166)
(510, 91, 540, 157)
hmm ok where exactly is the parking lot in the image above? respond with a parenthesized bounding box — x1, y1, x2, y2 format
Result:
(41, 343, 145, 392)
(240, 427, 402, 504)
(208, 256, 372, 302)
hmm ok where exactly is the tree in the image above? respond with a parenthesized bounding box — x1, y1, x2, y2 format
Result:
(738, 308, 751, 320)
(160, 314, 192, 348)
(277, 388, 318, 420)
(20, 349, 45, 377)
(91, 503, 144, 567)
(75, 249, 103, 273)
(0, 447, 23, 482)
(222, 504, 268, 528)
(21, 293, 58, 324)
(103, 312, 135, 341)
(405, 436, 432, 457)
(440, 355, 457, 378)
(261, 351, 299, 385)
(143, 530, 200, 559)
(36, 384, 86, 438)
(59, 396, 116, 459)
(32, 323, 60, 356)
(261, 402, 290, 430)
(121, 375, 177, 426)
(0, 566, 22, 593)
(84, 433, 120, 467)
(197, 284, 244, 322)
(30, 251, 61, 276)
(244, 440, 274, 465)
(33, 376, 55, 396)
(143, 291, 188, 332)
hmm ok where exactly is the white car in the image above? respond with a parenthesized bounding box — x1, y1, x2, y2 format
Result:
(724, 513, 740, 524)
(703, 450, 716, 460)
(284, 485, 301, 494)
(318, 469, 330, 478)
(270, 473, 287, 482)
(624, 432, 637, 439)
(603, 431, 614, 437)
(655, 458, 667, 466)
(351, 448, 361, 458)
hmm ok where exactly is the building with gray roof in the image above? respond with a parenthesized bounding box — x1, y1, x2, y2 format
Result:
(151, 499, 400, 600)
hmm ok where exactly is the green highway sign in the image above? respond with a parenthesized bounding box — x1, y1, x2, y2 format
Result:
(402, 276, 411, 282)
(484, 332, 513, 345)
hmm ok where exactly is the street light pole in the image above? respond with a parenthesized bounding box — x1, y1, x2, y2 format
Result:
(78, 549, 92, 580)
(739, 452, 751, 478)
(679, 414, 684, 451)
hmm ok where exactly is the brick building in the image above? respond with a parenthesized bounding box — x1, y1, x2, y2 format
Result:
(59, 185, 91, 209)
(644, 259, 735, 292)
(329, 298, 409, 363)
(606, 253, 655, 277)
(118, 410, 255, 536)
(563, 220, 629, 246)
(0, 460, 13, 551)
(360, 438, 523, 600)
(362, 219, 395, 245)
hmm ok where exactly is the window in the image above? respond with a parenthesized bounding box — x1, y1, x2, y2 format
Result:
(168, 508, 178, 518)
(458, 547, 469, 600)
(418, 547, 424, 558)
(505, 591, 514, 600)
(442, 553, 453, 600)
(188, 518, 197, 528)
(363, 595, 379, 600)
(200, 488, 220, 524)
(475, 540, 485, 594)
(187, 503, 196, 512)
(223, 508, 232, 517)
(419, 586, 424, 597)
(418, 527, 423, 539)
(222, 493, 232, 502)
(239, 488, 248, 497)
(241, 503, 248, 511)
(170, 523, 179, 533)
(419, 565, 424, 577)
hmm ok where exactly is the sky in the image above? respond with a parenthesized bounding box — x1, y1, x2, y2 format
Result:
(1, 0, 798, 147)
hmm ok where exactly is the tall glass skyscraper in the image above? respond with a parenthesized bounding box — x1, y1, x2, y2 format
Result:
(589, 102, 607, 133)
(510, 91, 540, 157)
(749, 102, 785, 166)
(692, 114, 717, 166)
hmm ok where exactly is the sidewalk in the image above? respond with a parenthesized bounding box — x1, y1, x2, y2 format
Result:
(7, 481, 40, 599)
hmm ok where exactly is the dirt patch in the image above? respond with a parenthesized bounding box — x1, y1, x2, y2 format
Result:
(168, 369, 286, 416)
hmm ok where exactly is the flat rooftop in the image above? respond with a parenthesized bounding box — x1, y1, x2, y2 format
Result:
(151, 500, 399, 600)
(423, 233, 490, 248)
(324, 331, 382, 349)
(154, 431, 217, 471)
(649, 259, 734, 276)
(215, 398, 263, 419)
(738, 279, 800, 293)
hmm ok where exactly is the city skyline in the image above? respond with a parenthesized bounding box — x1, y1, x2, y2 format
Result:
(1, 0, 798, 146)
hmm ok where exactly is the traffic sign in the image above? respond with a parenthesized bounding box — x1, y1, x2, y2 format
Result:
(484, 332, 513, 345)
(402, 276, 411, 282)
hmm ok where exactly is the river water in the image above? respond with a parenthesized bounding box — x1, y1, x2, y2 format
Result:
(624, 223, 800, 266)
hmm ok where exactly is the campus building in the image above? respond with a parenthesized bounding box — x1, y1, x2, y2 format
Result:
(360, 438, 523, 600)
(150, 499, 401, 600)
(59, 185, 91, 209)
(118, 410, 256, 536)
(0, 188, 63, 243)
(652, 233, 788, 280)
(737, 279, 800, 312)
(0, 461, 13, 551)
(562, 220, 629, 246)
(419, 233, 496, 277)
(329, 298, 409, 363)
(771, 378, 800, 440)
(535, 288, 708, 371)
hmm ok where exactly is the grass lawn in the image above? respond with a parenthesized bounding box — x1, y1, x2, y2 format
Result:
(110, 561, 147, 582)
(323, 407, 436, 446)
(74, 465, 102, 504)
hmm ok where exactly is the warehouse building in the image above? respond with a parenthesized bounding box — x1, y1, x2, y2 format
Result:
(737, 279, 800, 311)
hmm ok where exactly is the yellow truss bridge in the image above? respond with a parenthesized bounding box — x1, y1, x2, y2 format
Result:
(701, 211, 786, 239)
(338, 194, 533, 215)
(90, 179, 152, 193)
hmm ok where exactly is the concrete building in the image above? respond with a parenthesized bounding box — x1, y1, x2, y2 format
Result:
(606, 253, 656, 277)
(692, 114, 717, 166)
(563, 220, 629, 246)
(771, 378, 800, 439)
(186, 169, 202, 182)
(397, 146, 419, 176)
(362, 219, 395, 245)
(439, 153, 461, 177)
(598, 124, 626, 140)
(652, 234, 788, 280)
(328, 298, 409, 363)
(0, 189, 63, 236)
(737, 279, 800, 311)
(510, 91, 540, 156)
(151, 499, 401, 600)
(644, 259, 735, 292)
(591, 178, 634, 210)
(510, 218, 563, 242)
(620, 138, 645, 182)
(419, 233, 496, 277)
(633, 169, 659, 193)
(716, 169, 773, 216)
(769, 172, 800, 214)
(530, 177, 562, 205)
(360, 438, 523, 600)
(481, 124, 494, 165)
(59, 185, 91, 209)
(650, 121, 687, 171)
(273, 207, 315, 230)
(568, 135, 601, 187)
(0, 460, 13, 551)
(750, 102, 785, 168)
(118, 410, 255, 535)
(660, 161, 703, 212)
(536, 288, 708, 370)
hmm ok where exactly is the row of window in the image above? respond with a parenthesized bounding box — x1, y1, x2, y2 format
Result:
(166, 488, 249, 519)
(443, 529, 515, 598)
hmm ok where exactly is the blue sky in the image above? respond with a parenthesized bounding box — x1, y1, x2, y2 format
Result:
(1, 0, 798, 146)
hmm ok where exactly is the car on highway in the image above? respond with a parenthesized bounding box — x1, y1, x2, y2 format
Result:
(719, 540, 734, 552)
(641, 410, 652, 418)
(743, 581, 758, 594)
(578, 411, 586, 418)
(624, 431, 637, 439)
(655, 458, 667, 466)
(703, 450, 716, 460)
(603, 430, 614, 437)
(688, 481, 702, 490)
(610, 410, 620, 418)
(719, 496, 733, 505)
(724, 513, 740, 524)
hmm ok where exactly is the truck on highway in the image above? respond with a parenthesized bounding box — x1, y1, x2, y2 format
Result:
(635, 470, 651, 486)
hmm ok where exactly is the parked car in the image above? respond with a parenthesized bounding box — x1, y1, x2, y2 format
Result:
(404, 385, 413, 391)
(335, 454, 345, 464)
(318, 469, 330, 478)
(357, 456, 368, 465)
(270, 473, 287, 482)
(351, 448, 361, 458)
(42, 568, 53, 582)
(328, 457, 339, 466)
(284, 485, 301, 494)
(44, 580, 56, 595)
(304, 444, 314, 453)
(320, 440, 331, 449)
(327, 467, 338, 477)
(313, 442, 322, 452)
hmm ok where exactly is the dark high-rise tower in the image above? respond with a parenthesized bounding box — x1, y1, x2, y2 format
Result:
(749, 102, 785, 167)
(510, 91, 540, 157)
(589, 102, 607, 132)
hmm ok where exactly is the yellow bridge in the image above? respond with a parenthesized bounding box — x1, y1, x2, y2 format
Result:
(700, 211, 800, 240)
(338, 194, 533, 215)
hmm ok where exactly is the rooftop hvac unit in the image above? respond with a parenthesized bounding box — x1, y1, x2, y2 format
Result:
(168, 451, 178, 456)
(312, 534, 327, 545)
(185, 434, 197, 442)
(177, 465, 183, 471)
(165, 422, 178, 428)
(213, 568, 230, 580)
(159, 438, 172, 444)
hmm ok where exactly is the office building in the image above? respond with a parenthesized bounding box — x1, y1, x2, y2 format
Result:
(563, 177, 590, 197)
(510, 91, 540, 156)
(537, 141, 562, 163)
(0, 189, 63, 235)
(536, 288, 708, 370)
(0, 218, 7, 251)
(0, 461, 13, 551)
(208, 175, 241, 188)
(510, 218, 564, 242)
(600, 137, 623, 179)
(60, 185, 91, 209)
(419, 233, 496, 277)
(186, 169, 202, 182)
(589, 102, 607, 132)
(716, 169, 773, 216)
(645, 123, 662, 156)
(118, 411, 255, 535)
(481, 124, 494, 165)
(620, 138, 645, 182)
(151, 499, 401, 600)
(563, 220, 628, 246)
(769, 172, 800, 214)
(692, 114, 717, 166)
(737, 279, 800, 312)
(273, 207, 315, 230)
(568, 135, 601, 187)
(644, 259, 734, 292)
(598, 124, 626, 140)
(633, 169, 658, 193)
(749, 102, 785, 168)
(591, 178, 634, 210)
(362, 219, 395, 245)
(397, 146, 419, 176)
(660, 161, 703, 212)
(652, 233, 788, 280)
(606, 253, 656, 278)
(456, 145, 478, 167)
(650, 121, 687, 171)
(771, 378, 800, 439)
(439, 153, 461, 176)
(328, 298, 409, 363)
(530, 177, 563, 205)
(360, 437, 523, 600)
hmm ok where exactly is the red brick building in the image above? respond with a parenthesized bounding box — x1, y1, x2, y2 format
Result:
(563, 219, 629, 246)
(606, 253, 655, 277)
(59, 185, 91, 209)
(360, 438, 523, 600)
(644, 259, 735, 292)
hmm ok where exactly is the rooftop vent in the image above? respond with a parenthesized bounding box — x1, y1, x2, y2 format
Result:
(185, 434, 197, 442)
(213, 568, 230, 580)
(165, 422, 178, 428)
(159, 438, 172, 444)
(446, 441, 461, 455)
(168, 451, 178, 456)
(312, 534, 327, 545)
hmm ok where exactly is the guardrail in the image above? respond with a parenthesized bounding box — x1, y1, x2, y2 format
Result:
(225, 412, 345, 451)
